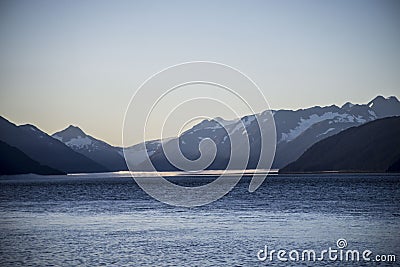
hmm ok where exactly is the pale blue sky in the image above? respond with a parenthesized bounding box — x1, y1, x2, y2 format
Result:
(0, 0, 399, 145)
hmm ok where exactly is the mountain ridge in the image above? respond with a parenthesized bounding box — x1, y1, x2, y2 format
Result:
(1, 95, 399, 174)
(52, 126, 128, 172)
(280, 116, 400, 173)
(140, 95, 399, 171)
(0, 116, 108, 174)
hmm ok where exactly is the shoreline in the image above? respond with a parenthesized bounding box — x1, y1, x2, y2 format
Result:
(1, 169, 399, 179)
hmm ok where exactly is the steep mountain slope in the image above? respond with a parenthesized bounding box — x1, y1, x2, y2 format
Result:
(275, 96, 400, 167)
(273, 104, 369, 167)
(0, 116, 108, 173)
(53, 126, 127, 171)
(0, 140, 64, 175)
(280, 116, 400, 173)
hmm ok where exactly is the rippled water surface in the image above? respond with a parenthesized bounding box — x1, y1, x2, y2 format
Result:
(0, 173, 399, 266)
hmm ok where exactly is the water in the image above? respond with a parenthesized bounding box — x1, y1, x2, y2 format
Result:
(0, 173, 399, 266)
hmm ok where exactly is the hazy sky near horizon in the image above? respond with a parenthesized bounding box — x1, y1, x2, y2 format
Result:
(0, 0, 399, 146)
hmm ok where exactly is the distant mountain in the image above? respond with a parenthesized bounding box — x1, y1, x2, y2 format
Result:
(0, 116, 108, 173)
(134, 95, 400, 171)
(272, 95, 399, 167)
(2, 95, 399, 174)
(367, 95, 400, 117)
(0, 140, 64, 175)
(124, 139, 166, 171)
(136, 115, 270, 171)
(280, 116, 400, 173)
(52, 125, 127, 171)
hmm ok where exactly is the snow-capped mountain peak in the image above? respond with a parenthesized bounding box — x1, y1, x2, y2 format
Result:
(52, 125, 127, 171)
(52, 125, 94, 149)
(64, 136, 93, 148)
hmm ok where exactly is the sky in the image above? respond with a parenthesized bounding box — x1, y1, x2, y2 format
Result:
(0, 0, 399, 146)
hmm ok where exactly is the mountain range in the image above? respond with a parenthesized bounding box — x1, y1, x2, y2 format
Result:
(0, 95, 399, 175)
(0, 116, 108, 174)
(141, 95, 400, 171)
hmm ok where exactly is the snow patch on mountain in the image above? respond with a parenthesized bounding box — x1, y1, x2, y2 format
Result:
(280, 112, 335, 143)
(229, 115, 256, 135)
(65, 136, 93, 148)
(52, 135, 62, 142)
(317, 127, 335, 137)
(279, 112, 366, 143)
(123, 140, 163, 167)
(203, 125, 222, 130)
(368, 110, 377, 119)
(230, 122, 244, 135)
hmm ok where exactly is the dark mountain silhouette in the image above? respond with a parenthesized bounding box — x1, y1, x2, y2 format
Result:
(53, 125, 127, 171)
(0, 116, 108, 173)
(387, 156, 400, 172)
(280, 116, 400, 173)
(0, 140, 64, 175)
